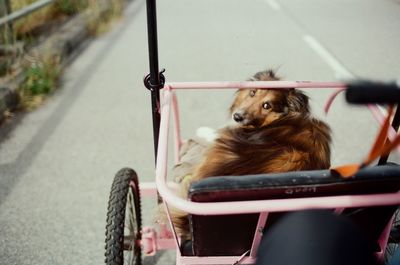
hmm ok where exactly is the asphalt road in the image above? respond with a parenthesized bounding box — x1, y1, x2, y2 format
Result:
(0, 0, 400, 264)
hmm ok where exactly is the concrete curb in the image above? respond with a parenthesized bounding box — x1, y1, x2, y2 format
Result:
(0, 0, 126, 124)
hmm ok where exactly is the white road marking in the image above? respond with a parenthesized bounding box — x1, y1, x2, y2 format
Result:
(266, 0, 281, 11)
(303, 34, 353, 79)
(304, 35, 388, 116)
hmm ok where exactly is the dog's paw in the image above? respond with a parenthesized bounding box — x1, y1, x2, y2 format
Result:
(196, 126, 217, 142)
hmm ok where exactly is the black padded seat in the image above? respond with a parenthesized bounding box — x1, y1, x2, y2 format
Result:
(184, 164, 400, 256)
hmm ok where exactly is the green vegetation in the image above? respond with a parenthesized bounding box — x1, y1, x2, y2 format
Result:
(24, 60, 59, 95)
(11, 0, 88, 38)
(54, 0, 89, 16)
(10, 0, 125, 39)
(86, 0, 124, 36)
(20, 56, 61, 109)
(0, 58, 11, 77)
(1, 0, 126, 110)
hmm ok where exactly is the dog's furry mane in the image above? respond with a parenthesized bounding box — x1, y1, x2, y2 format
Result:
(201, 115, 331, 177)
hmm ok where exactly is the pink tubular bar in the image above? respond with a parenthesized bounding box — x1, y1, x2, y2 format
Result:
(149, 81, 400, 264)
(167, 80, 346, 90)
(324, 87, 400, 155)
(157, 82, 400, 216)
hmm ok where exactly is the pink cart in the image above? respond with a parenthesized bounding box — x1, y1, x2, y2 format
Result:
(104, 1, 400, 264)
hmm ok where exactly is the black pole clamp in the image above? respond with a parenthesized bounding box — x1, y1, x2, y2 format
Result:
(144, 69, 166, 91)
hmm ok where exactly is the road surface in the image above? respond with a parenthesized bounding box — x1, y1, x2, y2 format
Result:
(0, 0, 400, 264)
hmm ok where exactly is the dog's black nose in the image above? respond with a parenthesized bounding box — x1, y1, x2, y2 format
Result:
(233, 113, 244, 122)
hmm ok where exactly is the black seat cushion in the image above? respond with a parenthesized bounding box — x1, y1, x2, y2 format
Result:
(186, 165, 400, 256)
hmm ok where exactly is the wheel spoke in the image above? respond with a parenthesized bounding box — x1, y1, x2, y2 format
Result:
(123, 186, 139, 264)
(128, 190, 136, 230)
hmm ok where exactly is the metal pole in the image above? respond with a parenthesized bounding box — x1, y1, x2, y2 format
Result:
(144, 0, 165, 204)
(0, 0, 55, 27)
(0, 0, 13, 44)
(145, 0, 164, 164)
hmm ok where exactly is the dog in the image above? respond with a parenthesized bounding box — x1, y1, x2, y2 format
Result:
(161, 69, 332, 239)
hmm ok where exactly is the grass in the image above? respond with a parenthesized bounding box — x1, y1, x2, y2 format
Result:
(53, 0, 89, 16)
(86, 0, 124, 36)
(11, 0, 55, 37)
(0, 57, 12, 77)
(19, 55, 61, 110)
(11, 1, 90, 41)
(10, 0, 125, 37)
(4, 0, 126, 110)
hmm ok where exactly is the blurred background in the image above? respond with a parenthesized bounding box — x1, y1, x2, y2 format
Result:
(0, 0, 399, 264)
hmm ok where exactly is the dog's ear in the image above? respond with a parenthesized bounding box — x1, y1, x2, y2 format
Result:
(287, 89, 310, 113)
(250, 69, 280, 81)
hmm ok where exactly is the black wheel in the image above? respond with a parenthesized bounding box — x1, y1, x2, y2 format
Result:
(105, 168, 142, 265)
(386, 208, 400, 263)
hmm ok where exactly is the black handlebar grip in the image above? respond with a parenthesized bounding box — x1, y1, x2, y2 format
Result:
(345, 80, 400, 104)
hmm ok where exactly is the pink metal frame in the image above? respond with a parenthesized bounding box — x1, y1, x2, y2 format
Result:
(139, 81, 400, 265)
(325, 88, 400, 154)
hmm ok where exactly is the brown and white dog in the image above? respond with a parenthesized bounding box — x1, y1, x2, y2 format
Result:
(164, 69, 332, 239)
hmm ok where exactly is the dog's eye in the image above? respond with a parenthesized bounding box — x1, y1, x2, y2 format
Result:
(249, 90, 256, 97)
(262, 102, 272, 110)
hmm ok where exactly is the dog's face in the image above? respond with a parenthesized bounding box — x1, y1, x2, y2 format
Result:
(230, 88, 310, 128)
